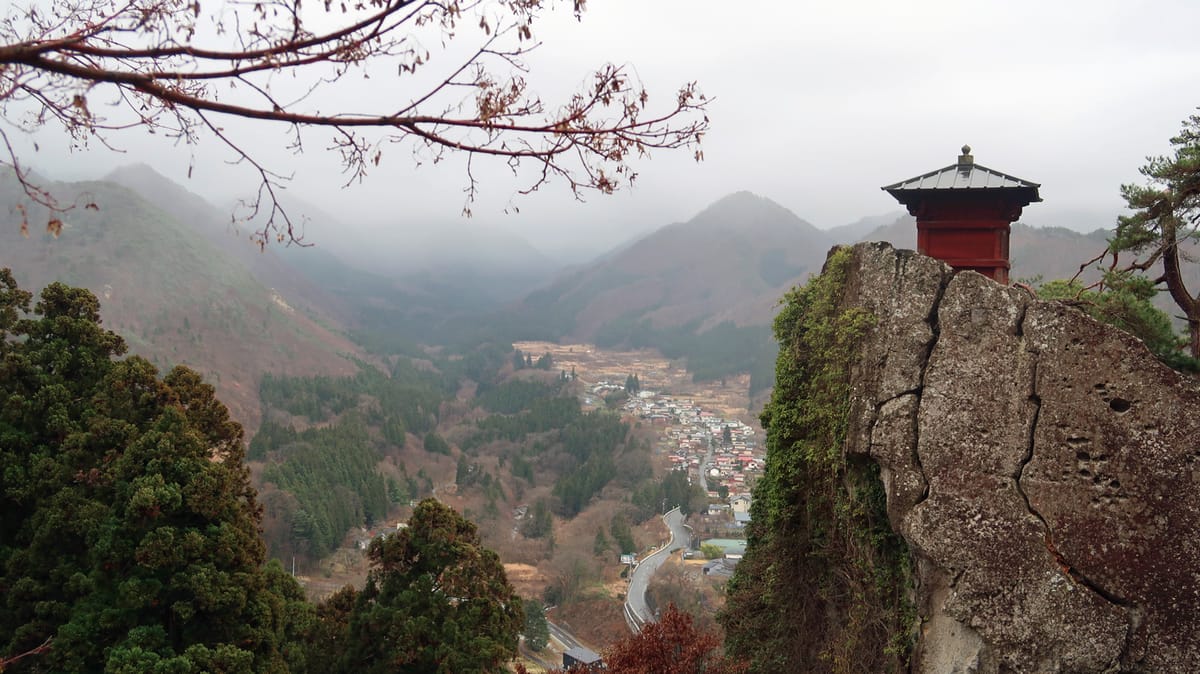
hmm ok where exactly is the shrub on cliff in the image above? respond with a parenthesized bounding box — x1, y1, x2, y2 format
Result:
(719, 249, 914, 673)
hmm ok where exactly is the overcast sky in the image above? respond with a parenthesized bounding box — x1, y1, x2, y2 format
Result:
(15, 0, 1200, 258)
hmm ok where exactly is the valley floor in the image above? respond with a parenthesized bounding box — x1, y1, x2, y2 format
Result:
(294, 341, 763, 656)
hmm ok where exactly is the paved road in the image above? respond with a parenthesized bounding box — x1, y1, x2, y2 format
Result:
(625, 507, 688, 630)
(547, 620, 584, 651)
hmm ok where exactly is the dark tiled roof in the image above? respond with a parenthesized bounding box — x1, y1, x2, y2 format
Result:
(561, 642, 600, 657)
(565, 646, 602, 664)
(882, 145, 1041, 201)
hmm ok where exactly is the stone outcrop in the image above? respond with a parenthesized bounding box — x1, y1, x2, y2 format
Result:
(841, 242, 1200, 673)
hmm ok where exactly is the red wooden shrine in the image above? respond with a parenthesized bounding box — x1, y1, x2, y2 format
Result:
(882, 146, 1041, 284)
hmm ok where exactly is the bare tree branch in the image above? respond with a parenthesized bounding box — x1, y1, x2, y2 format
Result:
(0, 636, 52, 669)
(0, 0, 709, 245)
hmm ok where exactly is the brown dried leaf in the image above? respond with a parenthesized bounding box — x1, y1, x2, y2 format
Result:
(47, 219, 63, 237)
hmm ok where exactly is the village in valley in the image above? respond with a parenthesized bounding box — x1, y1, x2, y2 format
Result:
(515, 341, 764, 559)
(268, 339, 769, 672)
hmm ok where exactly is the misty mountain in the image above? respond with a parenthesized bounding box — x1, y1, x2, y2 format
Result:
(516, 191, 834, 340)
(0, 169, 359, 428)
(824, 211, 907, 244)
(104, 163, 571, 356)
(243, 191, 563, 302)
(495, 191, 836, 392)
(104, 164, 356, 325)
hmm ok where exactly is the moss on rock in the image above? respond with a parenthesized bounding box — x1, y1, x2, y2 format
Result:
(720, 247, 914, 673)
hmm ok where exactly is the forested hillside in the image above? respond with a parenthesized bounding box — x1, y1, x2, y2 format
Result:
(0, 170, 358, 428)
(490, 191, 835, 397)
(0, 271, 529, 672)
(249, 359, 455, 563)
(238, 329, 685, 581)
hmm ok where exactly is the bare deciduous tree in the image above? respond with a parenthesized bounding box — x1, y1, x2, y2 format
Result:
(0, 0, 709, 245)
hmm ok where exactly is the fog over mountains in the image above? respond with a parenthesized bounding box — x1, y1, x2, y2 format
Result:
(0, 168, 360, 427)
(516, 191, 833, 341)
(1, 164, 1151, 425)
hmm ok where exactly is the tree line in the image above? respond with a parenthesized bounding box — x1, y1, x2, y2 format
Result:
(258, 416, 391, 561)
(594, 316, 776, 393)
(463, 388, 635, 519)
(475, 378, 563, 415)
(260, 360, 448, 438)
(461, 396, 583, 450)
(0, 272, 528, 672)
(631, 469, 707, 521)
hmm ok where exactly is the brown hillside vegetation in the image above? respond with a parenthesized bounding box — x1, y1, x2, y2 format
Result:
(522, 192, 834, 341)
(513, 340, 758, 423)
(0, 171, 360, 428)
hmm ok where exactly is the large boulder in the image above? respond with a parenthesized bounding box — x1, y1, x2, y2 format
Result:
(843, 242, 1200, 673)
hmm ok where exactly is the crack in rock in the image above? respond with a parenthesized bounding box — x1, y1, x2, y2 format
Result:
(909, 268, 949, 508)
(841, 243, 1200, 672)
(1013, 308, 1138, 669)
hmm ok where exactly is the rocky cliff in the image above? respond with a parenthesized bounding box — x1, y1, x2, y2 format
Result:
(844, 242, 1200, 672)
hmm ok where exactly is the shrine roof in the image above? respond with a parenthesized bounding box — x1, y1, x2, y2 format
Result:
(882, 146, 1042, 202)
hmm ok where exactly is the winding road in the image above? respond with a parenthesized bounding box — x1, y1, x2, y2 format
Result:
(624, 506, 690, 631)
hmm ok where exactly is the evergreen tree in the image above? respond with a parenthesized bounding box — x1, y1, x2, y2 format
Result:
(1111, 109, 1200, 357)
(332, 500, 523, 673)
(1039, 276, 1197, 371)
(523, 499, 554, 539)
(456, 454, 477, 488)
(624, 373, 641, 393)
(0, 268, 31, 347)
(610, 513, 636, 554)
(594, 527, 611, 557)
(520, 598, 550, 653)
(299, 586, 356, 674)
(0, 275, 310, 673)
(631, 470, 704, 519)
(423, 431, 451, 455)
(381, 414, 407, 446)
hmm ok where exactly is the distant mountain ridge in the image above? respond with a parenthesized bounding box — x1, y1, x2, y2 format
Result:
(0, 168, 359, 428)
(8, 163, 1188, 426)
(823, 211, 906, 244)
(104, 164, 357, 325)
(517, 190, 835, 341)
(235, 189, 562, 302)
